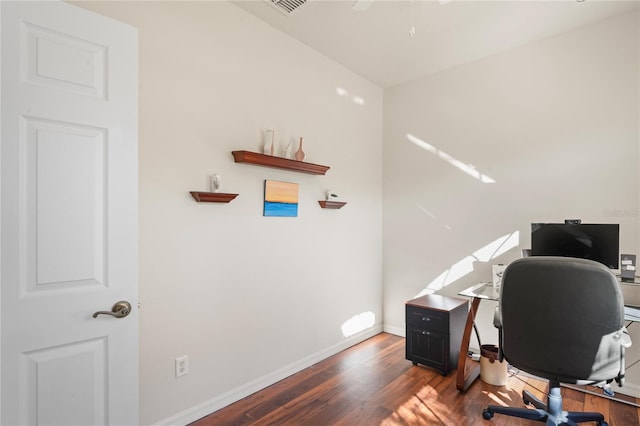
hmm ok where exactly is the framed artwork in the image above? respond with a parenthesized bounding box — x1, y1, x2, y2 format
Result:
(264, 180, 299, 217)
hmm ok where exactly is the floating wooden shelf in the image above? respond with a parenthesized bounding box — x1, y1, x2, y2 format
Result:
(232, 150, 330, 175)
(318, 200, 347, 209)
(190, 191, 238, 203)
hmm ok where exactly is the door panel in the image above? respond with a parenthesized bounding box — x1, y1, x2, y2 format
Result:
(22, 21, 107, 98)
(22, 338, 107, 426)
(27, 117, 106, 291)
(1, 2, 138, 424)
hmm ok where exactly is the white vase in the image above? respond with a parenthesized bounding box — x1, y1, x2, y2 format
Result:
(285, 141, 294, 159)
(264, 130, 274, 155)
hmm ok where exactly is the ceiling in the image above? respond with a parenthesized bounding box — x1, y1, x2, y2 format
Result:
(233, 0, 639, 88)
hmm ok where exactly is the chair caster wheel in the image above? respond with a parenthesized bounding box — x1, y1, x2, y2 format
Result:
(482, 410, 493, 420)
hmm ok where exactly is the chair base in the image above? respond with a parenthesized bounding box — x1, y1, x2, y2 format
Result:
(483, 386, 608, 426)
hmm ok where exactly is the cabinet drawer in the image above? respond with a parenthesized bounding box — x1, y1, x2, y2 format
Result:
(406, 306, 449, 333)
(406, 326, 448, 372)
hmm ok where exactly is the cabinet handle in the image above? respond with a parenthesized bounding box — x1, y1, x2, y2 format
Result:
(421, 331, 430, 335)
(422, 317, 431, 321)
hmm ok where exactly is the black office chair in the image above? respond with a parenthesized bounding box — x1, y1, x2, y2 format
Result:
(482, 256, 631, 426)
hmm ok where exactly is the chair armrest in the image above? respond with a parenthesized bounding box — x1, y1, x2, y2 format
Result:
(493, 306, 502, 329)
(621, 329, 632, 349)
(615, 328, 632, 387)
(494, 307, 504, 362)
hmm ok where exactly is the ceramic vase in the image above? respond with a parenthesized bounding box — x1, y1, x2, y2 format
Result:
(295, 137, 305, 161)
(284, 141, 294, 159)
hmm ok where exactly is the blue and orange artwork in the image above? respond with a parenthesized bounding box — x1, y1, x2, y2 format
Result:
(264, 180, 299, 217)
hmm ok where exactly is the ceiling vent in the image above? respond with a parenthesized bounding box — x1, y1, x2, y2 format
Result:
(265, 0, 308, 16)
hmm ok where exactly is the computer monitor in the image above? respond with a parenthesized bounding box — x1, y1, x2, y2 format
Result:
(530, 223, 620, 269)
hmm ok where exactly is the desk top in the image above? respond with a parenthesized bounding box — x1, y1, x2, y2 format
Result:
(458, 282, 640, 322)
(625, 306, 640, 322)
(620, 280, 640, 309)
(458, 282, 499, 301)
(406, 294, 468, 312)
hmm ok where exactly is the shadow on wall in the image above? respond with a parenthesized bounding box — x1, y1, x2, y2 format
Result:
(414, 231, 520, 298)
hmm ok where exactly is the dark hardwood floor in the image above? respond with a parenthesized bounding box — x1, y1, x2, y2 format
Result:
(191, 333, 640, 425)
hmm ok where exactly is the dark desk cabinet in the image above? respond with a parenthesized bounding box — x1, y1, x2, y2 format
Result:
(405, 294, 468, 375)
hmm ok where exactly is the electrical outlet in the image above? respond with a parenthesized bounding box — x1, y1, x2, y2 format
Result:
(175, 355, 189, 378)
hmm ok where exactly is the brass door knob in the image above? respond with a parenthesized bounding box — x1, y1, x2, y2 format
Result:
(92, 301, 132, 319)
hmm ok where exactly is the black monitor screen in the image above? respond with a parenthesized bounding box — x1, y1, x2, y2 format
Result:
(530, 223, 620, 269)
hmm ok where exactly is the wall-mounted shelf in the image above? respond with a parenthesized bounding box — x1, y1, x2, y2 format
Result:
(190, 191, 238, 203)
(318, 200, 347, 209)
(232, 150, 330, 175)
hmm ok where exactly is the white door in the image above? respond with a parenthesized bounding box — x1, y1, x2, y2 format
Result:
(1, 1, 138, 425)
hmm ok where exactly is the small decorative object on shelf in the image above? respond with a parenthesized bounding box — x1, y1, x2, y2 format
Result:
(231, 150, 330, 175)
(264, 129, 274, 156)
(325, 189, 338, 201)
(210, 174, 221, 193)
(295, 137, 305, 161)
(318, 200, 347, 209)
(190, 192, 238, 203)
(284, 140, 294, 159)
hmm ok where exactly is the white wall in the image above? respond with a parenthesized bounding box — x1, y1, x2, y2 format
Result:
(74, 2, 383, 424)
(71, 0, 640, 420)
(383, 10, 640, 395)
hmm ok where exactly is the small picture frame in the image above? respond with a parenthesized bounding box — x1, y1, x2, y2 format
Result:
(264, 180, 299, 217)
(621, 254, 636, 283)
(492, 264, 506, 292)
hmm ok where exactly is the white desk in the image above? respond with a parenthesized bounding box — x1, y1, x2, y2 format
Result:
(455, 282, 496, 392)
(625, 306, 640, 322)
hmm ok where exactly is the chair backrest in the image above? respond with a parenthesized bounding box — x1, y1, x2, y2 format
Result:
(499, 256, 625, 384)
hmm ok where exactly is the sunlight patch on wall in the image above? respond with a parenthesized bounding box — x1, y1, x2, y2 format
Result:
(415, 231, 520, 297)
(406, 133, 495, 183)
(473, 231, 519, 262)
(416, 204, 453, 231)
(416, 204, 437, 219)
(341, 311, 375, 337)
(415, 255, 476, 297)
(335, 87, 365, 105)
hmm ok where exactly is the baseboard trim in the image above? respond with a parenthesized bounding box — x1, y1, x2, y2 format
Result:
(383, 324, 404, 337)
(154, 325, 384, 426)
(616, 381, 640, 399)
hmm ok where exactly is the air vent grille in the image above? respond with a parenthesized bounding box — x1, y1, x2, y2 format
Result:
(266, 0, 308, 15)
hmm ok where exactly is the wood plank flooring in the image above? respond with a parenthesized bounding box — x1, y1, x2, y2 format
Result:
(190, 333, 640, 425)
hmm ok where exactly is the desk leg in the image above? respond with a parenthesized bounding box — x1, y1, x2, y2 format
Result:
(456, 297, 481, 392)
